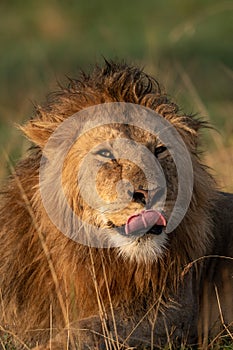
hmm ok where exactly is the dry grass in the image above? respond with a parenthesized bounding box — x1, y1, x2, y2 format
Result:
(174, 62, 233, 193)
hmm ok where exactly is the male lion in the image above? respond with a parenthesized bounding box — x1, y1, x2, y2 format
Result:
(0, 61, 233, 349)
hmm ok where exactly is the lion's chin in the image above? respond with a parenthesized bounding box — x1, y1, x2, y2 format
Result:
(110, 230, 168, 264)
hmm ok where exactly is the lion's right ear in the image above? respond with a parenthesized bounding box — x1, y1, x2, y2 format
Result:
(19, 119, 60, 148)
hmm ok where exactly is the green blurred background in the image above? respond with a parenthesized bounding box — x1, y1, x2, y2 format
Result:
(0, 0, 233, 188)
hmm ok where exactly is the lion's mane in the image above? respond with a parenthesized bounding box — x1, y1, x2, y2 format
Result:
(0, 61, 222, 348)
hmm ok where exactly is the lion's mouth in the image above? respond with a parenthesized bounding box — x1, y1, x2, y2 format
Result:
(112, 209, 167, 237)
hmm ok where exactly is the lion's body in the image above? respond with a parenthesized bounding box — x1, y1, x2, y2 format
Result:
(0, 62, 232, 349)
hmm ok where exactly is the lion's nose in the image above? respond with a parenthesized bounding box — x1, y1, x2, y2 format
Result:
(132, 189, 149, 205)
(132, 188, 165, 207)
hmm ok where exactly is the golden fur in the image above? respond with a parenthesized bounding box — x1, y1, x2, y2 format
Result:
(0, 61, 232, 349)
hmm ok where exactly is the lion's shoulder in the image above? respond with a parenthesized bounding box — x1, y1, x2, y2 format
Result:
(212, 191, 233, 256)
(213, 191, 233, 223)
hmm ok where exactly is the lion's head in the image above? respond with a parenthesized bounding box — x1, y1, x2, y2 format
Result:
(21, 61, 215, 265)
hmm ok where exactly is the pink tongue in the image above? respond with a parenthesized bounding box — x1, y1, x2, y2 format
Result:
(125, 210, 166, 235)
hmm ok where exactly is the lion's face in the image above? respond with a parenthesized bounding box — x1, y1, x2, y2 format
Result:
(61, 123, 179, 263)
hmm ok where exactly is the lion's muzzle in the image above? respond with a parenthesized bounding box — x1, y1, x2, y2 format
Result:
(116, 209, 166, 236)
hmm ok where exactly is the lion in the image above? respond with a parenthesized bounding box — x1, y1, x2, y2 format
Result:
(0, 61, 232, 350)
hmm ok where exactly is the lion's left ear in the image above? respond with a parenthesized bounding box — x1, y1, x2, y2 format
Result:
(174, 115, 208, 151)
(187, 116, 208, 133)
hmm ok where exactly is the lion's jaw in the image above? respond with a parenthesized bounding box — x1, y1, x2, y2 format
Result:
(98, 203, 168, 264)
(109, 229, 168, 264)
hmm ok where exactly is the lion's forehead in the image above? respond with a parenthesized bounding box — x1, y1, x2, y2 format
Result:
(79, 124, 158, 149)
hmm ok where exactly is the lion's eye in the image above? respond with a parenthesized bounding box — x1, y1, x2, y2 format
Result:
(96, 149, 114, 159)
(155, 145, 167, 157)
